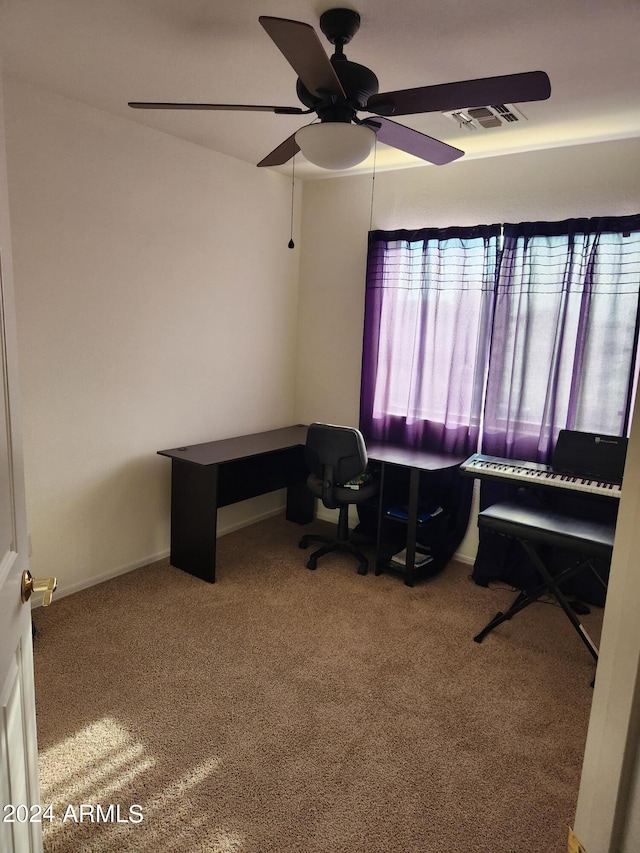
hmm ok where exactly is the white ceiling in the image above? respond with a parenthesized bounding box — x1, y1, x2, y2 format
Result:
(1, 0, 639, 179)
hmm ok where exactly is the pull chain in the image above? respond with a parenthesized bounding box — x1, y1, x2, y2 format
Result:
(369, 136, 378, 233)
(288, 154, 296, 249)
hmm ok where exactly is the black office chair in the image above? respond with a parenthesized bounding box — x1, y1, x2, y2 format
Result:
(298, 423, 378, 575)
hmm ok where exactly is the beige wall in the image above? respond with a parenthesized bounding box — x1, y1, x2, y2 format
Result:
(575, 401, 640, 850)
(4, 77, 302, 595)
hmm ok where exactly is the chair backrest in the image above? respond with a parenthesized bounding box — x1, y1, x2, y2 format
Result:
(304, 423, 368, 491)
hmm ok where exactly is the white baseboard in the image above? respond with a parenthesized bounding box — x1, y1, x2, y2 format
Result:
(33, 499, 474, 606)
(217, 504, 285, 536)
(30, 549, 171, 607)
(32, 503, 288, 606)
(452, 550, 475, 566)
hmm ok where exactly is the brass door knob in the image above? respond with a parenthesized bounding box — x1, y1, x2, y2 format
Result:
(21, 570, 57, 606)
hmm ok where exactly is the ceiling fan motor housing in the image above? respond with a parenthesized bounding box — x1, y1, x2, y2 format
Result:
(296, 59, 379, 120)
(296, 7, 379, 123)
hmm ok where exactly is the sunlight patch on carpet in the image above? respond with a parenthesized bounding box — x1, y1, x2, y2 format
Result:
(38, 718, 243, 851)
(39, 716, 155, 806)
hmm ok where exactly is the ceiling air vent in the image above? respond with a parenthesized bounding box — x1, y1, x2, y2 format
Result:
(442, 103, 527, 131)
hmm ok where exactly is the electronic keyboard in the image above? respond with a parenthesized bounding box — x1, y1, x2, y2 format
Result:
(460, 453, 622, 499)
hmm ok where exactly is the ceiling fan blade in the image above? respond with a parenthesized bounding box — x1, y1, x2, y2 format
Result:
(128, 101, 305, 114)
(364, 117, 464, 166)
(257, 133, 300, 167)
(368, 70, 551, 117)
(259, 16, 345, 99)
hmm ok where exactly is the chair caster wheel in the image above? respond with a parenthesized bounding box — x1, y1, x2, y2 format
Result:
(298, 539, 309, 549)
(307, 559, 317, 570)
(357, 564, 368, 575)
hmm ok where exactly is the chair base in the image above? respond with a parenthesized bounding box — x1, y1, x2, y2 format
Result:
(299, 532, 369, 575)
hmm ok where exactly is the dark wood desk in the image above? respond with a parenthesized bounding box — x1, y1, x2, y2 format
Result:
(367, 443, 467, 586)
(158, 425, 313, 582)
(159, 426, 465, 585)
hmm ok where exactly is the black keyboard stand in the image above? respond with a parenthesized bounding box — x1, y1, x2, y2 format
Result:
(474, 502, 614, 663)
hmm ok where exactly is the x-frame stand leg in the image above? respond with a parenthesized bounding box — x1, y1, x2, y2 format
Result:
(474, 539, 606, 662)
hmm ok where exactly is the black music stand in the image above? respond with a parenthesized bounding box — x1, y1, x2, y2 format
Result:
(473, 501, 614, 662)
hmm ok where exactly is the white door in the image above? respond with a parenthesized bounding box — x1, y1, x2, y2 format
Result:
(0, 71, 45, 853)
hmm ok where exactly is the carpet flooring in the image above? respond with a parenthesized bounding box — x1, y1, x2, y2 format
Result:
(31, 514, 602, 853)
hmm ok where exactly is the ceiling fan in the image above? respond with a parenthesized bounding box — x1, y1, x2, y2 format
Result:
(129, 8, 551, 170)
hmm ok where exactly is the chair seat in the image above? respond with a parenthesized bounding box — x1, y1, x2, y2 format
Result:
(306, 473, 378, 505)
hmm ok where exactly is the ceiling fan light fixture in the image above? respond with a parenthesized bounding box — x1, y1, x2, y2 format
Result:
(295, 122, 375, 170)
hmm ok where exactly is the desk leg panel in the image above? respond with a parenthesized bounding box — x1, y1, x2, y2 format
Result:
(170, 459, 218, 583)
(286, 479, 315, 524)
(403, 468, 421, 587)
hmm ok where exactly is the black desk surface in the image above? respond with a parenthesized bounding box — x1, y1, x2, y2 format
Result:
(367, 442, 466, 470)
(159, 424, 465, 472)
(158, 424, 309, 466)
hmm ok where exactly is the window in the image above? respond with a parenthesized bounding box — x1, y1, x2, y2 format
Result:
(361, 216, 640, 462)
(360, 225, 499, 455)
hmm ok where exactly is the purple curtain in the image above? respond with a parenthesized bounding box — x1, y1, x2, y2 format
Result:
(482, 215, 640, 463)
(359, 226, 500, 565)
(360, 225, 500, 456)
(474, 214, 640, 594)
